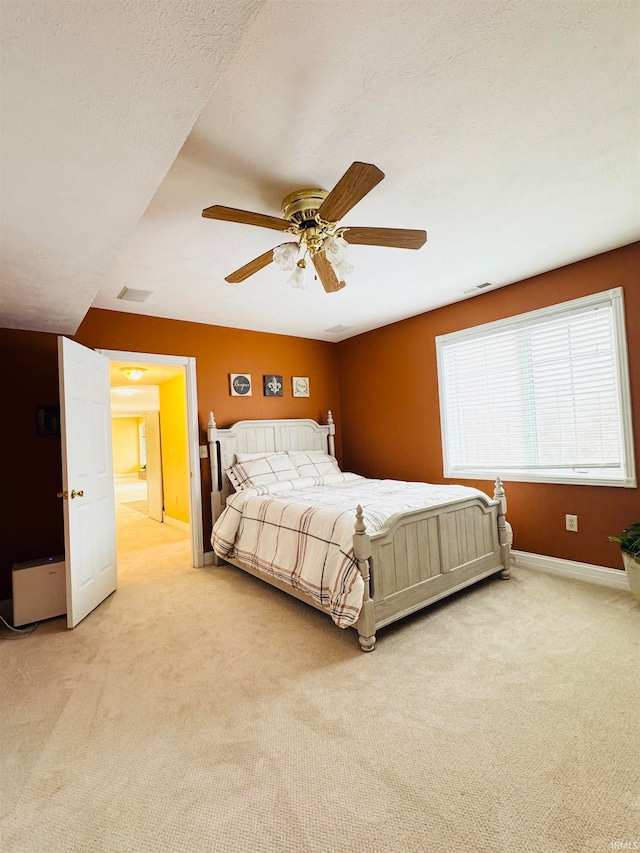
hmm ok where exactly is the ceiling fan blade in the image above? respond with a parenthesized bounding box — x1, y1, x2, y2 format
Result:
(202, 205, 291, 232)
(225, 249, 275, 283)
(317, 162, 385, 223)
(342, 226, 427, 249)
(312, 251, 346, 293)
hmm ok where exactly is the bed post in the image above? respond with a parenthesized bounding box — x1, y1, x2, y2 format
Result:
(493, 476, 511, 579)
(354, 505, 376, 652)
(327, 410, 336, 457)
(207, 412, 224, 567)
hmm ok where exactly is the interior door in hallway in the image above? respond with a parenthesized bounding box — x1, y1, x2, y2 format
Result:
(58, 336, 117, 627)
(145, 410, 163, 522)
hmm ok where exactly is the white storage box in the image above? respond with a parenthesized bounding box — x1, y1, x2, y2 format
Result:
(12, 555, 66, 626)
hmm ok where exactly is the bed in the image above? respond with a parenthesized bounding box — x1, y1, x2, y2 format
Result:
(207, 412, 511, 651)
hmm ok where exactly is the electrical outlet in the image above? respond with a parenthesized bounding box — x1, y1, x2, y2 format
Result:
(566, 514, 578, 532)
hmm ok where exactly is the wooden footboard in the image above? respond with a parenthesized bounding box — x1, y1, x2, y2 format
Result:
(354, 479, 511, 652)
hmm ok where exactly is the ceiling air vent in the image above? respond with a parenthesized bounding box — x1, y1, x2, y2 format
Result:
(117, 287, 152, 303)
(325, 324, 353, 334)
(463, 282, 493, 295)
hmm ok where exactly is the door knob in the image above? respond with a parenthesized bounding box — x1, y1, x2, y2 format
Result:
(57, 490, 68, 499)
(70, 489, 84, 499)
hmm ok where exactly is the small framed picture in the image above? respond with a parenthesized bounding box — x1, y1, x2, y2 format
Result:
(263, 375, 283, 397)
(36, 406, 60, 436)
(230, 374, 252, 396)
(292, 376, 310, 397)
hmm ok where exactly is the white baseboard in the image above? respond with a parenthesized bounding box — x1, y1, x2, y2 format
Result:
(163, 515, 190, 533)
(203, 552, 217, 566)
(512, 550, 630, 591)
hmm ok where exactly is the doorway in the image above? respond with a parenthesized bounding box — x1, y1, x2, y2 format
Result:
(111, 381, 165, 525)
(99, 350, 205, 569)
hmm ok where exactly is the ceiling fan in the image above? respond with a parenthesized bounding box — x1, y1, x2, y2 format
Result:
(202, 161, 427, 293)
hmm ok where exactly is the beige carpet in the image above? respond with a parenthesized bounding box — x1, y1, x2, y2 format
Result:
(122, 499, 149, 515)
(1, 503, 639, 853)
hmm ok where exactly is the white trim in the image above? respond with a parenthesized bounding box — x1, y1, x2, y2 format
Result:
(98, 348, 205, 569)
(512, 549, 630, 590)
(438, 288, 623, 342)
(436, 287, 636, 488)
(613, 288, 636, 485)
(163, 515, 191, 534)
(97, 350, 190, 367)
(445, 470, 636, 489)
(203, 552, 217, 566)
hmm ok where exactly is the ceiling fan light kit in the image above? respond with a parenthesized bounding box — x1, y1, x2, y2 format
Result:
(202, 162, 427, 293)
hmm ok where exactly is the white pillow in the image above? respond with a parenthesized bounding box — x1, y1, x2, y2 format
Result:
(288, 450, 341, 478)
(225, 464, 244, 491)
(235, 451, 280, 463)
(226, 453, 300, 491)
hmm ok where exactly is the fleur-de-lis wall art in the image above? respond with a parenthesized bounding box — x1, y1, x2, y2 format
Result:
(263, 375, 283, 397)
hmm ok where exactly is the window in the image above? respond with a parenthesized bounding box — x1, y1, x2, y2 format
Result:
(436, 288, 636, 487)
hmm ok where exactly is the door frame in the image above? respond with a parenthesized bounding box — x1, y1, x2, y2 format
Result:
(99, 349, 204, 568)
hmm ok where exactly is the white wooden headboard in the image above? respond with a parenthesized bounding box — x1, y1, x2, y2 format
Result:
(207, 411, 336, 523)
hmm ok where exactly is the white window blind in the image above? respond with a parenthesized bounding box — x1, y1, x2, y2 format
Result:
(436, 288, 636, 487)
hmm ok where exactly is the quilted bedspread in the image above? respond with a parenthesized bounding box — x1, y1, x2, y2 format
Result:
(211, 473, 490, 628)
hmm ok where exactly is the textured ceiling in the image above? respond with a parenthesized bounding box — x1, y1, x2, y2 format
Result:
(1, 1, 639, 342)
(0, 0, 263, 332)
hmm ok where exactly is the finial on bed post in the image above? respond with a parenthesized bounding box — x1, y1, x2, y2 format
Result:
(327, 410, 336, 458)
(353, 505, 376, 652)
(493, 476, 511, 580)
(493, 475, 507, 515)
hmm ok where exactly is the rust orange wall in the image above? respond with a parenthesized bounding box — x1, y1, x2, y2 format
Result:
(337, 242, 640, 571)
(74, 310, 341, 435)
(1, 245, 637, 600)
(74, 310, 341, 554)
(0, 311, 341, 599)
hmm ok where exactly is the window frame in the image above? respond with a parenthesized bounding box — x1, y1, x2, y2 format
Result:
(435, 288, 636, 488)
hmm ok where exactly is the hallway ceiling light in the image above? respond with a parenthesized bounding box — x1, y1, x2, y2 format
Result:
(120, 367, 146, 381)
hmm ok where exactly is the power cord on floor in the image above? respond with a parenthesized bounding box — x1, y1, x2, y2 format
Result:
(0, 613, 39, 639)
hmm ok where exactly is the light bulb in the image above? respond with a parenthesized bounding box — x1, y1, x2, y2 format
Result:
(332, 259, 354, 278)
(323, 235, 349, 264)
(273, 242, 299, 271)
(288, 258, 307, 289)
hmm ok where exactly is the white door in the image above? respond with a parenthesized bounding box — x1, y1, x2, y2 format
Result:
(145, 410, 164, 522)
(58, 337, 117, 628)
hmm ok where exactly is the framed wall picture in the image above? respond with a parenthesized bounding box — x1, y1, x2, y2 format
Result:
(36, 406, 60, 435)
(263, 375, 283, 397)
(229, 374, 252, 396)
(292, 376, 310, 397)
